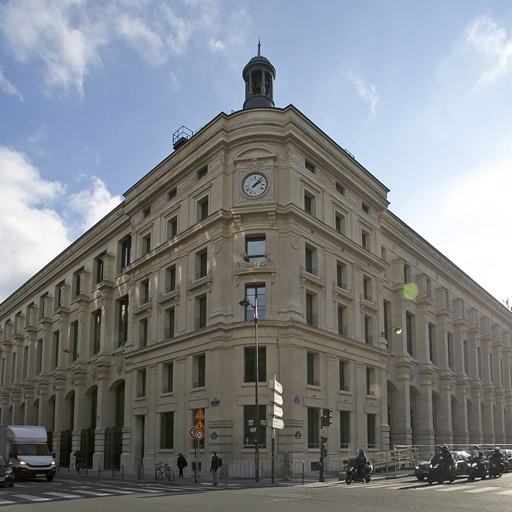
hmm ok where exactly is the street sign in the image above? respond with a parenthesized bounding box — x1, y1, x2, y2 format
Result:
(269, 417, 284, 429)
(195, 430, 204, 440)
(269, 391, 283, 405)
(194, 409, 205, 420)
(269, 378, 283, 394)
(189, 427, 197, 439)
(268, 404, 283, 418)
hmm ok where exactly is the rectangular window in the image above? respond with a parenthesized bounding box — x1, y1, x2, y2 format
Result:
(364, 315, 373, 344)
(305, 245, 317, 275)
(166, 264, 176, 293)
(143, 206, 151, 218)
(363, 276, 372, 302)
(163, 362, 173, 393)
(198, 197, 209, 221)
(70, 321, 79, 361)
(307, 407, 320, 449)
(337, 305, 347, 336)
(168, 187, 177, 200)
(304, 192, 315, 216)
(246, 236, 266, 263)
(361, 229, 370, 250)
(306, 292, 316, 326)
(160, 411, 174, 449)
(142, 233, 151, 255)
(244, 346, 266, 383)
(428, 323, 436, 364)
(196, 295, 207, 329)
(36, 339, 43, 374)
(73, 269, 83, 297)
(197, 166, 208, 179)
(477, 347, 482, 379)
(167, 216, 178, 239)
(339, 360, 348, 391)
(336, 262, 347, 289)
(243, 285, 266, 320)
(447, 332, 454, 370)
(95, 253, 105, 284)
(140, 279, 149, 305)
(367, 414, 377, 448)
(120, 235, 132, 269)
(139, 318, 148, 348)
(92, 309, 101, 355)
(165, 307, 175, 339)
(335, 213, 345, 235)
(362, 203, 370, 214)
(340, 411, 350, 448)
(117, 296, 129, 347)
(244, 405, 266, 449)
(403, 263, 411, 283)
(336, 182, 344, 195)
(406, 311, 414, 356)
(366, 367, 375, 395)
(307, 352, 319, 386)
(137, 369, 146, 398)
(193, 354, 205, 388)
(463, 340, 469, 375)
(55, 282, 65, 307)
(305, 160, 315, 173)
(52, 330, 59, 369)
(196, 249, 207, 279)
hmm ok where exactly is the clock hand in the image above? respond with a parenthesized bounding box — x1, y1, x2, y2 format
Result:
(252, 178, 263, 188)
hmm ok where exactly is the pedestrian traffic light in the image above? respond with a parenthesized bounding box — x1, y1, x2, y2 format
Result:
(321, 408, 333, 427)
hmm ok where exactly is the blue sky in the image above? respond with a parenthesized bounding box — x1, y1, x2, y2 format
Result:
(1, 0, 512, 307)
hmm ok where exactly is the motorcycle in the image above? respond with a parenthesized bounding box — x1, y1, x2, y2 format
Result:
(345, 458, 374, 484)
(427, 453, 456, 484)
(488, 460, 505, 478)
(467, 458, 487, 481)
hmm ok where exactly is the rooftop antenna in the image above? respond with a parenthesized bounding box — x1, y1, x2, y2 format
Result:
(257, 37, 261, 56)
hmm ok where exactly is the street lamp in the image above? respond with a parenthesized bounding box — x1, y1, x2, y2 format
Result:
(239, 296, 260, 483)
(64, 348, 79, 360)
(381, 326, 403, 338)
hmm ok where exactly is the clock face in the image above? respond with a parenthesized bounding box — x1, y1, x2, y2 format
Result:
(242, 173, 268, 197)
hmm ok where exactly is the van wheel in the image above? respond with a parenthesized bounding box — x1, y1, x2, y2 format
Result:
(46, 474, 55, 482)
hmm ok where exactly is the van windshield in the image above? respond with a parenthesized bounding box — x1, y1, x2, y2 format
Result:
(15, 444, 50, 456)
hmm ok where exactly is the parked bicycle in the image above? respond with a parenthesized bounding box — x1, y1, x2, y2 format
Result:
(154, 462, 175, 481)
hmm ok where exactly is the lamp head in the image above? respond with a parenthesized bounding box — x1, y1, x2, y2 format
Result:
(239, 298, 251, 307)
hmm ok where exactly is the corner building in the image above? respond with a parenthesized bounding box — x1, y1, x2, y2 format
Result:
(1, 48, 511, 478)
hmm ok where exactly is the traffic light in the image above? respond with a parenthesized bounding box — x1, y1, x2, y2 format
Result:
(321, 408, 333, 427)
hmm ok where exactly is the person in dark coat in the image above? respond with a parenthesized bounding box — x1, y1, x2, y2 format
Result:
(210, 451, 220, 485)
(177, 453, 187, 477)
(74, 450, 82, 471)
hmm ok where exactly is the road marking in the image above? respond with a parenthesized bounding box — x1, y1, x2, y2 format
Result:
(495, 489, 512, 495)
(44, 491, 82, 499)
(95, 487, 137, 494)
(465, 486, 501, 493)
(72, 490, 112, 496)
(0, 499, 15, 506)
(14, 494, 52, 501)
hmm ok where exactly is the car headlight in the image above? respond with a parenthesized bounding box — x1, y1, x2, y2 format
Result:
(51, 461, 56, 466)
(19, 460, 26, 466)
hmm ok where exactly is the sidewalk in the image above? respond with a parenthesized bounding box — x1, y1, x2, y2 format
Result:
(56, 466, 414, 487)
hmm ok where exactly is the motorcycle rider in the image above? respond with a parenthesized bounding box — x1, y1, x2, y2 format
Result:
(356, 449, 368, 480)
(439, 444, 454, 471)
(489, 447, 505, 474)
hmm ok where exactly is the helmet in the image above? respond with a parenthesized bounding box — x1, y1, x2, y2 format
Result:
(440, 444, 448, 451)
(358, 449, 365, 455)
(473, 446, 479, 451)
(495, 447, 500, 452)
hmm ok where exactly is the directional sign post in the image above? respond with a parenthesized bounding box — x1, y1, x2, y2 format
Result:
(269, 375, 283, 483)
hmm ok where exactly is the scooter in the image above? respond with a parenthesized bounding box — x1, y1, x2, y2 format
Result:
(345, 458, 373, 484)
(427, 454, 456, 484)
(467, 458, 487, 481)
(488, 460, 505, 478)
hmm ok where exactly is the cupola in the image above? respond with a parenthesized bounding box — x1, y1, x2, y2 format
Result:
(242, 41, 276, 110)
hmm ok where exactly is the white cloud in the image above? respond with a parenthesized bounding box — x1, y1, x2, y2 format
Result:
(0, 147, 122, 302)
(0, 0, 240, 97)
(0, 147, 70, 300)
(408, 156, 512, 304)
(67, 174, 122, 235)
(347, 70, 379, 116)
(466, 14, 512, 84)
(0, 65, 23, 100)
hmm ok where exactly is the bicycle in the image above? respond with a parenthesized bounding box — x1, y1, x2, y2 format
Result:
(154, 462, 175, 481)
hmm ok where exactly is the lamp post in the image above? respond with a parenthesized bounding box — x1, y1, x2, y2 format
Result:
(239, 296, 260, 483)
(381, 325, 403, 339)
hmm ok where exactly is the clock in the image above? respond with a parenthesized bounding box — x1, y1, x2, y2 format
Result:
(242, 173, 268, 197)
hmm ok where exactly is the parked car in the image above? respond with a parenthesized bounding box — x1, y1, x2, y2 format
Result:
(415, 451, 470, 480)
(0, 455, 14, 488)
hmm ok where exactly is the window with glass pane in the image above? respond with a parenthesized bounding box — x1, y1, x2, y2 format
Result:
(243, 405, 266, 448)
(246, 236, 266, 262)
(160, 412, 174, 449)
(244, 285, 266, 320)
(244, 346, 266, 383)
(307, 407, 320, 449)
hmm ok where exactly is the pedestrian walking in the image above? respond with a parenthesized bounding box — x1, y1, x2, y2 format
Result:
(210, 451, 221, 485)
(74, 450, 82, 471)
(177, 453, 187, 477)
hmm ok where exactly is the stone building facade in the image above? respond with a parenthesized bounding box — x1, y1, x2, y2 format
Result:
(0, 48, 511, 477)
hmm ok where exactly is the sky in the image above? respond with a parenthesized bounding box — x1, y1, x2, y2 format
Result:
(1, 0, 512, 308)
